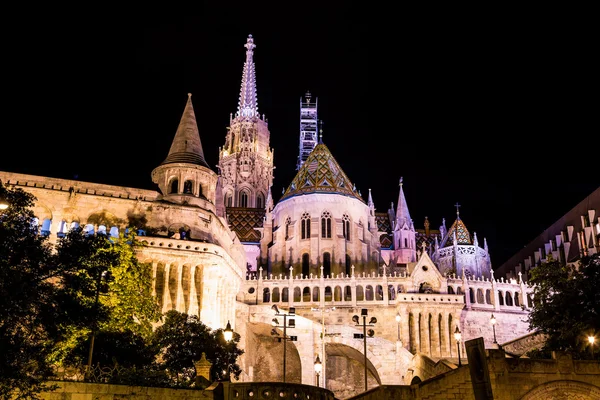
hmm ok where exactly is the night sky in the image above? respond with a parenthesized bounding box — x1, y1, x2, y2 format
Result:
(2, 8, 597, 268)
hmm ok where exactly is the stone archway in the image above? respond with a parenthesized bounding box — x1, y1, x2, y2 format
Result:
(520, 380, 600, 400)
(244, 322, 302, 383)
(324, 342, 382, 399)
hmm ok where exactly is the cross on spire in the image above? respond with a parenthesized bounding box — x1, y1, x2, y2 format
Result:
(399, 176, 403, 186)
(455, 202, 461, 216)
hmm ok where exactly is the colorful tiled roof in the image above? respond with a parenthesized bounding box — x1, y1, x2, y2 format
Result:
(226, 207, 265, 243)
(444, 217, 472, 246)
(280, 143, 364, 202)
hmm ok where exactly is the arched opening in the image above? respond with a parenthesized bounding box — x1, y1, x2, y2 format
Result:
(256, 192, 264, 209)
(498, 291, 504, 306)
(356, 286, 364, 301)
(321, 211, 332, 238)
(293, 287, 301, 302)
(240, 191, 249, 207)
(169, 179, 178, 194)
(263, 288, 270, 303)
(198, 184, 203, 197)
(302, 253, 310, 277)
(325, 286, 332, 302)
(506, 292, 513, 306)
(302, 287, 311, 302)
(486, 289, 492, 304)
(375, 285, 383, 301)
(448, 286, 455, 294)
(334, 286, 342, 301)
(342, 214, 351, 240)
(410, 376, 422, 385)
(183, 180, 193, 194)
(301, 213, 311, 239)
(272, 288, 280, 303)
(225, 192, 233, 207)
(344, 285, 352, 301)
(477, 288, 484, 304)
(312, 287, 320, 302)
(469, 288, 475, 303)
(282, 288, 289, 302)
(388, 285, 396, 300)
(365, 285, 374, 301)
(323, 252, 331, 277)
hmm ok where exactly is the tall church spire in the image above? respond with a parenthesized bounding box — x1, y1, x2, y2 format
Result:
(236, 35, 259, 118)
(395, 177, 413, 230)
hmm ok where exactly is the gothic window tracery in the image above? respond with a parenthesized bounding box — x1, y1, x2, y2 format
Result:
(321, 211, 332, 238)
(256, 192, 264, 208)
(240, 191, 249, 207)
(301, 212, 311, 239)
(343, 213, 351, 241)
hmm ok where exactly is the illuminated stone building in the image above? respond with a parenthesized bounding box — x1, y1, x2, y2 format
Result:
(0, 35, 540, 399)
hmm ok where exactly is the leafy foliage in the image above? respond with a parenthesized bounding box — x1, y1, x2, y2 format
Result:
(528, 253, 600, 359)
(153, 310, 244, 386)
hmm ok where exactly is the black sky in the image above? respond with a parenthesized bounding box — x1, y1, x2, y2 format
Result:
(1, 7, 597, 268)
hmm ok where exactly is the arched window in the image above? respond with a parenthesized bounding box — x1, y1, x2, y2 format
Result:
(323, 252, 331, 277)
(321, 211, 332, 238)
(183, 180, 193, 194)
(302, 253, 310, 277)
(169, 179, 179, 194)
(240, 191, 249, 207)
(285, 217, 291, 240)
(225, 192, 233, 207)
(301, 212, 311, 239)
(404, 238, 408, 247)
(342, 214, 351, 240)
(198, 184, 203, 197)
(256, 192, 264, 208)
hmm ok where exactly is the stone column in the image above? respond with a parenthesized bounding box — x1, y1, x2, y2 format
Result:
(176, 264, 185, 312)
(162, 263, 172, 313)
(188, 265, 199, 316)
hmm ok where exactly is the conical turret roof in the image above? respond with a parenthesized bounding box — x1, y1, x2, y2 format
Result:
(280, 142, 363, 202)
(160, 93, 210, 168)
(444, 213, 472, 247)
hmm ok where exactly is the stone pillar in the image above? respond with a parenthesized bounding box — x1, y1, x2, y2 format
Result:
(151, 261, 158, 298)
(430, 313, 440, 358)
(194, 352, 212, 386)
(188, 265, 199, 316)
(410, 310, 419, 354)
(440, 312, 449, 357)
(421, 313, 431, 356)
(491, 270, 500, 311)
(289, 266, 294, 307)
(162, 263, 172, 313)
(176, 264, 185, 312)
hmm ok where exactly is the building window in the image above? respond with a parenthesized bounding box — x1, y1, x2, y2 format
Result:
(169, 179, 179, 194)
(183, 180, 193, 194)
(343, 214, 351, 241)
(321, 211, 331, 238)
(240, 191, 248, 207)
(198, 184, 203, 197)
(285, 217, 291, 240)
(225, 192, 233, 207)
(257, 192, 264, 208)
(301, 212, 311, 239)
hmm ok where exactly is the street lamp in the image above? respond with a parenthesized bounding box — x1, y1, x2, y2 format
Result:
(0, 180, 9, 210)
(314, 355, 322, 387)
(588, 336, 596, 358)
(271, 304, 297, 383)
(223, 320, 234, 381)
(395, 313, 401, 342)
(352, 308, 377, 392)
(454, 327, 462, 366)
(490, 314, 498, 345)
(223, 320, 233, 342)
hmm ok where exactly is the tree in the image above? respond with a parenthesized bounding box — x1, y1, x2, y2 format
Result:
(528, 252, 600, 358)
(153, 310, 244, 386)
(0, 182, 161, 398)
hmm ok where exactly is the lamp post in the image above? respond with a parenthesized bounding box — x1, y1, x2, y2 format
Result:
(454, 327, 462, 366)
(352, 308, 377, 392)
(395, 313, 401, 343)
(588, 336, 596, 359)
(271, 305, 296, 383)
(490, 314, 498, 345)
(223, 321, 234, 380)
(86, 269, 108, 379)
(314, 355, 322, 387)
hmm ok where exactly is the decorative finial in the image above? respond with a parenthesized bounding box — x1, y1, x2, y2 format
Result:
(188, 93, 192, 98)
(454, 202, 461, 216)
(399, 177, 403, 186)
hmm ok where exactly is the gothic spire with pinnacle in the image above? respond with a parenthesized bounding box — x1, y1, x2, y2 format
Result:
(395, 177, 413, 230)
(236, 35, 259, 118)
(160, 93, 209, 168)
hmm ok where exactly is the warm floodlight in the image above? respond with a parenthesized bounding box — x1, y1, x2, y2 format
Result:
(490, 314, 497, 326)
(352, 315, 359, 324)
(367, 329, 375, 337)
(395, 314, 401, 323)
(223, 320, 233, 342)
(369, 317, 377, 324)
(589, 336, 596, 345)
(314, 355, 322, 374)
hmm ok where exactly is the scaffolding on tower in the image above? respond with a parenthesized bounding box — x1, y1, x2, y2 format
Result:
(297, 91, 319, 170)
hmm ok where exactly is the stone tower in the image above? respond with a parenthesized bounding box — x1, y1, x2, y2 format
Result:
(151, 93, 217, 211)
(218, 35, 274, 209)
